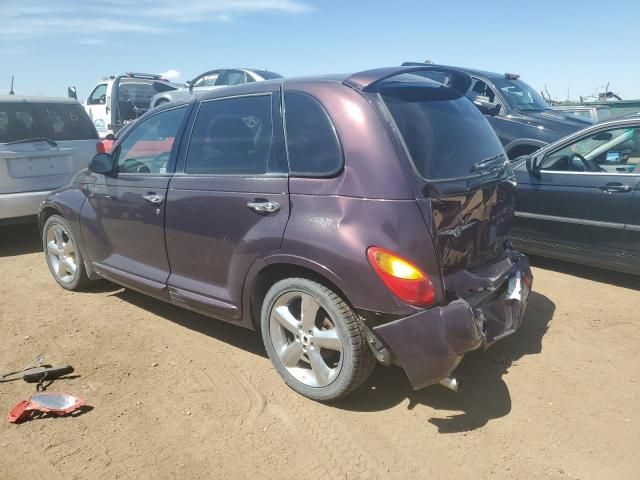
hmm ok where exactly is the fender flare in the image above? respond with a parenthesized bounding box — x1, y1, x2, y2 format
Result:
(240, 253, 349, 329)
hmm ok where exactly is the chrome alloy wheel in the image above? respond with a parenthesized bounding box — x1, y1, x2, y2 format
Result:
(46, 223, 78, 284)
(269, 291, 344, 388)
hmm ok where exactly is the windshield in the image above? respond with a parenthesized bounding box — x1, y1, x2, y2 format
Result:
(380, 75, 506, 180)
(0, 102, 97, 143)
(492, 77, 549, 112)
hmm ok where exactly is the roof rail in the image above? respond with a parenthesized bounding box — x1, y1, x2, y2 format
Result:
(124, 72, 163, 80)
(344, 65, 472, 95)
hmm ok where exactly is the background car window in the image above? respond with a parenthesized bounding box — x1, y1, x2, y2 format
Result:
(117, 80, 158, 122)
(88, 84, 107, 105)
(185, 95, 273, 175)
(492, 77, 549, 112)
(115, 107, 186, 174)
(193, 73, 219, 88)
(0, 102, 97, 143)
(540, 127, 640, 173)
(215, 70, 247, 86)
(284, 91, 342, 176)
(467, 79, 496, 103)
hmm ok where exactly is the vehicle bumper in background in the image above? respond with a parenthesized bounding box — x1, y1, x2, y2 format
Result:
(373, 253, 532, 390)
(0, 190, 50, 221)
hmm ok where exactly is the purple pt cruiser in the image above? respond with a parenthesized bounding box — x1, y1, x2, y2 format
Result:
(39, 66, 532, 401)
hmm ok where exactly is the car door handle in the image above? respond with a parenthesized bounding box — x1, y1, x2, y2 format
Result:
(598, 183, 633, 193)
(247, 200, 280, 213)
(142, 193, 164, 204)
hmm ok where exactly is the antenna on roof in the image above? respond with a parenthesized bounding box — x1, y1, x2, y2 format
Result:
(9, 75, 15, 95)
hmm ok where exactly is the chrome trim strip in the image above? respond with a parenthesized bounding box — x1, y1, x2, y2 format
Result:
(514, 211, 627, 230)
(537, 170, 640, 177)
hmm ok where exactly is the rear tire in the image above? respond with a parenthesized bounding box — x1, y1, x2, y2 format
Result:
(42, 215, 93, 291)
(261, 277, 375, 401)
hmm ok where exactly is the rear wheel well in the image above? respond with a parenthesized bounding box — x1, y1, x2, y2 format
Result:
(249, 264, 350, 332)
(507, 144, 542, 160)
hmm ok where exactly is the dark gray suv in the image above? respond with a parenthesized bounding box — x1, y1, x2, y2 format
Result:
(40, 66, 532, 401)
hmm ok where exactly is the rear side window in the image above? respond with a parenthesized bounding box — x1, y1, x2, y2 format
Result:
(185, 95, 274, 175)
(380, 76, 504, 180)
(0, 102, 97, 143)
(284, 91, 342, 176)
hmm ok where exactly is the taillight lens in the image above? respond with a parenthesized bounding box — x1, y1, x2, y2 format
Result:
(366, 247, 435, 307)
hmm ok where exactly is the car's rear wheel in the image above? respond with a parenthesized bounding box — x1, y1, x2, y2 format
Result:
(42, 215, 92, 291)
(261, 277, 375, 401)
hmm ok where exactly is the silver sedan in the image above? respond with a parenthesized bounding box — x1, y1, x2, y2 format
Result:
(149, 68, 282, 109)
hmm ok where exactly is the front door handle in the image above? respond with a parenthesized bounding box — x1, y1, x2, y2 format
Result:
(142, 192, 164, 205)
(598, 183, 633, 193)
(247, 200, 280, 213)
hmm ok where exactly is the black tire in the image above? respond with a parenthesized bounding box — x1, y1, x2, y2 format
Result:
(42, 215, 93, 291)
(261, 277, 376, 401)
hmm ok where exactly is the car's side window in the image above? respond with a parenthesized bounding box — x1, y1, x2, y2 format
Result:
(185, 95, 274, 175)
(88, 84, 107, 105)
(114, 107, 187, 175)
(540, 127, 640, 174)
(215, 70, 247, 86)
(284, 91, 342, 176)
(193, 73, 219, 88)
(467, 79, 497, 103)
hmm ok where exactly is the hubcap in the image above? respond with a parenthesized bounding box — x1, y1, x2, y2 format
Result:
(269, 291, 344, 388)
(46, 224, 78, 284)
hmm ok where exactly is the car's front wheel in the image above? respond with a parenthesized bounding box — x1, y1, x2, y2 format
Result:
(261, 277, 375, 401)
(42, 215, 92, 291)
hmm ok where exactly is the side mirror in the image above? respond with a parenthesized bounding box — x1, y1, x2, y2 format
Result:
(90, 153, 114, 174)
(474, 100, 501, 116)
(186, 80, 193, 94)
(526, 156, 541, 177)
(592, 132, 613, 141)
(67, 86, 77, 100)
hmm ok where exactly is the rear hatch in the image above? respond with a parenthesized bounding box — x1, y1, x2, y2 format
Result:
(378, 75, 517, 276)
(0, 100, 98, 194)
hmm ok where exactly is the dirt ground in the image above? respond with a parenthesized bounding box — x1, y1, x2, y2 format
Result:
(1, 223, 639, 480)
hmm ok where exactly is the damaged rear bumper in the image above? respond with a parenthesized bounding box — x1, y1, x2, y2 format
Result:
(372, 253, 532, 390)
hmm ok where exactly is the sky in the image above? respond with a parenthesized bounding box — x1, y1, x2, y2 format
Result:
(1, 0, 638, 102)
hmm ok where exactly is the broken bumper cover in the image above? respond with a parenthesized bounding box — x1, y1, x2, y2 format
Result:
(373, 253, 532, 390)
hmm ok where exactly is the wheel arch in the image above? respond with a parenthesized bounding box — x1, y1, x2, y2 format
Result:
(243, 256, 351, 332)
(39, 205, 62, 230)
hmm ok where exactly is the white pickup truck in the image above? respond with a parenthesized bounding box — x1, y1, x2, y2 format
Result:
(70, 73, 181, 138)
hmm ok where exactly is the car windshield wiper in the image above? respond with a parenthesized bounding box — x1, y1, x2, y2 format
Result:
(6, 137, 58, 147)
(470, 153, 507, 172)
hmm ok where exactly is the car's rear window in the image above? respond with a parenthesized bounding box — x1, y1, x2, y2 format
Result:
(380, 76, 505, 180)
(259, 71, 283, 80)
(0, 101, 97, 143)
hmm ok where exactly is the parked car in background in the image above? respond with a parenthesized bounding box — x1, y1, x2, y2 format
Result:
(149, 68, 282, 109)
(70, 73, 181, 138)
(39, 65, 531, 401)
(0, 96, 98, 224)
(403, 62, 591, 159)
(511, 117, 640, 274)
(551, 105, 612, 123)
